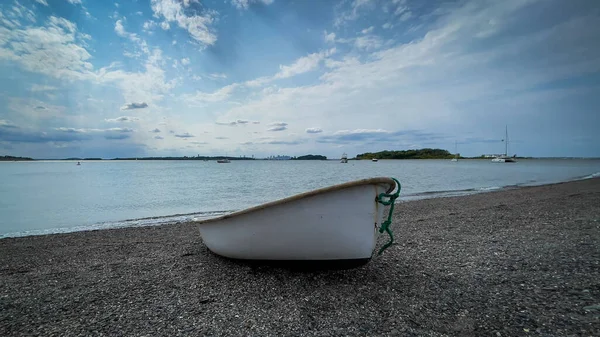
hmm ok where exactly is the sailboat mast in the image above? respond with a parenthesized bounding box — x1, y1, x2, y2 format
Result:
(505, 125, 508, 156)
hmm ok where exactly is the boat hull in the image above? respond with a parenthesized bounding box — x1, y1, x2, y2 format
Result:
(492, 157, 517, 163)
(195, 178, 394, 261)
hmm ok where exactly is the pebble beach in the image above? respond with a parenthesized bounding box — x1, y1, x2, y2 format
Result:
(1, 178, 599, 336)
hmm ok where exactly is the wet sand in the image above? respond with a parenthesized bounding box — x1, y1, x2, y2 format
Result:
(1, 178, 599, 336)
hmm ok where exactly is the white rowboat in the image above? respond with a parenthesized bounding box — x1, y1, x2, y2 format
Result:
(193, 177, 399, 264)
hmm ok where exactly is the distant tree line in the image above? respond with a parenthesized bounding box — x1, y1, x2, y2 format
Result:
(1, 155, 33, 161)
(290, 154, 328, 160)
(356, 149, 454, 160)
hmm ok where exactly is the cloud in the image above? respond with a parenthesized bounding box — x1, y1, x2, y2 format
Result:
(232, 0, 274, 10)
(184, 84, 238, 103)
(66, 0, 82, 4)
(190, 141, 208, 144)
(120, 102, 149, 110)
(208, 73, 227, 80)
(316, 129, 446, 145)
(216, 119, 249, 126)
(181, 57, 190, 66)
(150, 128, 161, 133)
(334, 0, 375, 27)
(0, 16, 94, 81)
(267, 122, 288, 132)
(143, 20, 157, 31)
(354, 35, 382, 50)
(30, 84, 57, 92)
(154, 135, 164, 139)
(324, 31, 336, 43)
(150, 0, 217, 46)
(275, 49, 336, 80)
(215, 136, 228, 140)
(35, 0, 48, 6)
(305, 128, 323, 134)
(245, 49, 336, 87)
(0, 120, 19, 129)
(114, 19, 149, 56)
(261, 140, 303, 145)
(361, 26, 374, 34)
(0, 125, 136, 144)
(105, 116, 140, 123)
(382, 22, 393, 29)
(174, 132, 194, 138)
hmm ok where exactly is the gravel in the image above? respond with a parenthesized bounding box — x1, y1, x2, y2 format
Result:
(1, 178, 599, 336)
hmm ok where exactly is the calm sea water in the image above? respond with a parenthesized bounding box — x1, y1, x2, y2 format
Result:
(1, 159, 599, 238)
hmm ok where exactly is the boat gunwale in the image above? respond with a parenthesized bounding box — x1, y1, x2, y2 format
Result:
(193, 177, 396, 225)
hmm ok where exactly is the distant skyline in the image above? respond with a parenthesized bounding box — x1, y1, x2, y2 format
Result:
(1, 0, 599, 159)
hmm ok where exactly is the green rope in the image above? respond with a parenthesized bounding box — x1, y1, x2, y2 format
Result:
(376, 178, 401, 255)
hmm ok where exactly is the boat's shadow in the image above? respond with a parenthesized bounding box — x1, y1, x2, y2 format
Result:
(210, 252, 372, 272)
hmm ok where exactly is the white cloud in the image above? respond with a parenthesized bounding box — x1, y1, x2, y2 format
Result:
(0, 16, 93, 81)
(184, 83, 239, 104)
(181, 58, 190, 66)
(114, 19, 149, 55)
(245, 49, 336, 87)
(275, 49, 336, 79)
(150, 128, 161, 133)
(35, 0, 49, 6)
(334, 0, 374, 27)
(216, 119, 249, 126)
(354, 35, 382, 50)
(324, 31, 336, 43)
(98, 48, 177, 105)
(143, 20, 157, 31)
(105, 116, 140, 122)
(66, 0, 82, 4)
(232, 0, 274, 10)
(0, 120, 18, 128)
(150, 0, 217, 46)
(399, 11, 412, 21)
(361, 26, 374, 34)
(382, 22, 393, 29)
(305, 128, 323, 134)
(208, 73, 227, 80)
(30, 84, 57, 92)
(160, 21, 170, 30)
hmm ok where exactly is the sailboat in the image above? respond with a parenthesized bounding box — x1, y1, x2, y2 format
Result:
(492, 126, 516, 163)
(451, 141, 458, 162)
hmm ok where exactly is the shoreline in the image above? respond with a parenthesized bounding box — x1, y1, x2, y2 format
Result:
(2, 174, 599, 239)
(1, 178, 599, 336)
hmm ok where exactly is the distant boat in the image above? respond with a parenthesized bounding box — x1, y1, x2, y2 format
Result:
(492, 126, 517, 163)
(193, 177, 399, 263)
(76, 161, 81, 166)
(217, 159, 230, 163)
(372, 158, 378, 162)
(451, 141, 458, 162)
(340, 153, 348, 163)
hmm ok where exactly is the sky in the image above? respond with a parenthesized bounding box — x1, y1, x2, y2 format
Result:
(0, 0, 599, 159)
